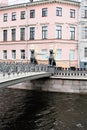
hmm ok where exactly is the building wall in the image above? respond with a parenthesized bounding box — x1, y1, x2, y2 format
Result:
(0, 0, 80, 68)
(0, 0, 8, 6)
(79, 0, 87, 68)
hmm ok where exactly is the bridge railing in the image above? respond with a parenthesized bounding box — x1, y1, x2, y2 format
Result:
(0, 62, 87, 77)
(0, 62, 49, 77)
(52, 67, 87, 77)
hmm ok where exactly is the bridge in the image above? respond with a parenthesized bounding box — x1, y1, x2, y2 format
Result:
(0, 62, 87, 88)
(0, 63, 52, 88)
(0, 72, 51, 88)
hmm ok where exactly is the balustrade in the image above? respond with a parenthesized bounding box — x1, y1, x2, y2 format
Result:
(0, 62, 86, 77)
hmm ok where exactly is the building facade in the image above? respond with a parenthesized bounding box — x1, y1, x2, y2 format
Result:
(78, 0, 87, 68)
(0, 0, 8, 6)
(0, 0, 80, 67)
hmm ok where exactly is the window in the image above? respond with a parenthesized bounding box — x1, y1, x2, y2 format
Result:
(41, 49, 47, 60)
(56, 49, 62, 60)
(3, 30, 7, 41)
(84, 63, 87, 68)
(12, 12, 16, 21)
(20, 28, 25, 40)
(85, 27, 87, 39)
(56, 25, 62, 39)
(42, 26, 48, 39)
(11, 29, 16, 41)
(20, 50, 25, 59)
(70, 9, 75, 18)
(12, 50, 16, 59)
(84, 6, 87, 18)
(30, 27, 35, 40)
(81, 27, 87, 39)
(69, 50, 75, 60)
(20, 11, 25, 19)
(56, 7, 62, 16)
(30, 10, 35, 18)
(42, 8, 48, 17)
(3, 50, 7, 59)
(3, 13, 8, 22)
(70, 27, 75, 40)
(84, 48, 87, 57)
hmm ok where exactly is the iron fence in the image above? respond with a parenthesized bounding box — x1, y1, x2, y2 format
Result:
(0, 62, 87, 77)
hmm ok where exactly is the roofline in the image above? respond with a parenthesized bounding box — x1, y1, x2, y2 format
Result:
(0, 0, 80, 11)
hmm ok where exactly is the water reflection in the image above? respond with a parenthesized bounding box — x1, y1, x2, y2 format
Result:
(0, 88, 87, 130)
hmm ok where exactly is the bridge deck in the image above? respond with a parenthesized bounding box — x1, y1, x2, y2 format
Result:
(0, 72, 51, 88)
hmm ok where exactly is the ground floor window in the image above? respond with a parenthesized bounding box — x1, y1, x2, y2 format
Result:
(3, 50, 7, 59)
(11, 50, 16, 59)
(20, 50, 25, 59)
(69, 50, 75, 60)
(84, 63, 87, 68)
(84, 47, 87, 57)
(41, 49, 48, 60)
(56, 49, 62, 60)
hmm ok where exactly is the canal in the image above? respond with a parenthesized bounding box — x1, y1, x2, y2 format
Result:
(0, 87, 87, 130)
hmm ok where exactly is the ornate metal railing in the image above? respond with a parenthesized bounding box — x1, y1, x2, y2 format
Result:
(0, 62, 49, 76)
(0, 62, 87, 77)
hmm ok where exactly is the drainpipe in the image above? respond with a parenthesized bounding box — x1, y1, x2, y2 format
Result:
(78, 2, 81, 68)
(25, 3, 28, 62)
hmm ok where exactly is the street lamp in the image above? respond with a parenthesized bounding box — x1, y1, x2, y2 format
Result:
(48, 45, 56, 66)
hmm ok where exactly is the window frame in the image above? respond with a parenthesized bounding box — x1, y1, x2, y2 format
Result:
(30, 10, 35, 18)
(56, 49, 62, 60)
(56, 25, 62, 39)
(20, 11, 25, 19)
(41, 49, 48, 60)
(69, 50, 75, 60)
(85, 27, 87, 39)
(42, 8, 48, 17)
(3, 50, 7, 59)
(70, 27, 75, 40)
(56, 7, 62, 16)
(12, 12, 16, 21)
(42, 26, 48, 39)
(20, 28, 25, 40)
(3, 13, 8, 22)
(3, 30, 7, 41)
(11, 50, 16, 59)
(11, 28, 16, 41)
(84, 47, 87, 57)
(84, 6, 87, 18)
(70, 9, 75, 18)
(20, 50, 25, 59)
(30, 27, 35, 40)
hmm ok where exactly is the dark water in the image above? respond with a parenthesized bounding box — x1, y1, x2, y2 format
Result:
(0, 88, 87, 130)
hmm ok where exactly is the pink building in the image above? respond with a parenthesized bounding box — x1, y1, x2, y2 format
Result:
(0, 0, 80, 67)
(0, 0, 8, 6)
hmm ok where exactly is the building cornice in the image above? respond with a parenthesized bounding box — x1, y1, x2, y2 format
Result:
(0, 0, 80, 11)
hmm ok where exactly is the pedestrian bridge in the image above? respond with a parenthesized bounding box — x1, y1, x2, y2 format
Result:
(0, 72, 51, 88)
(0, 62, 87, 88)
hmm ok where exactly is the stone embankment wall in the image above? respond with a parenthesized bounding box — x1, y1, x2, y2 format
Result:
(24, 77, 87, 94)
